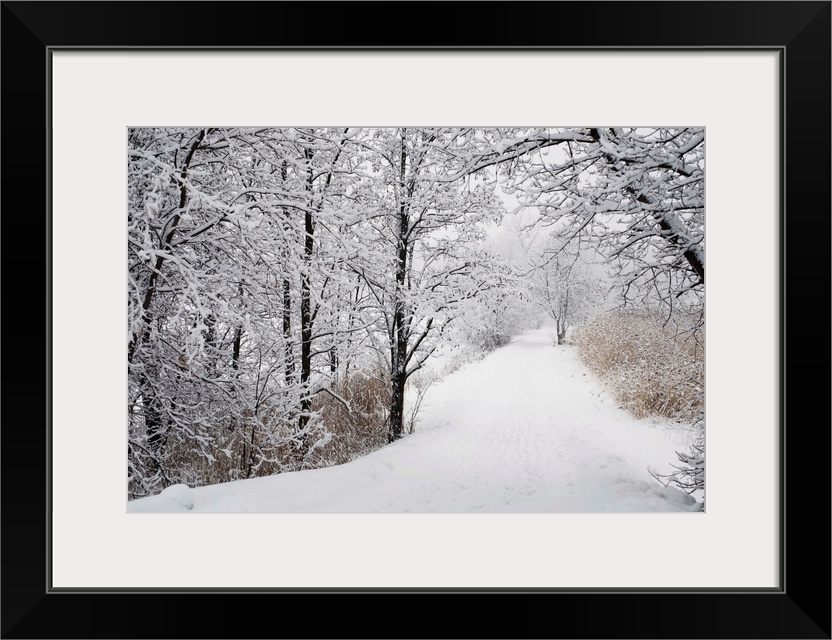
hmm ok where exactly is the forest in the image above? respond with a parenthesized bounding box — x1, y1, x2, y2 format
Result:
(127, 127, 704, 510)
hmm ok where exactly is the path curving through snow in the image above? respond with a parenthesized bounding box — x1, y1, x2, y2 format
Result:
(128, 329, 698, 513)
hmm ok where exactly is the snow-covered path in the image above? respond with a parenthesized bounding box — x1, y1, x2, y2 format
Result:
(129, 329, 698, 513)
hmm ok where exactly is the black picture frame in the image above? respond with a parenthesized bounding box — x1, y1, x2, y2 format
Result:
(2, 2, 829, 638)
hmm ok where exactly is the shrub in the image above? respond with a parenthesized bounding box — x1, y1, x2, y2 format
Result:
(574, 309, 705, 507)
(307, 367, 391, 467)
(650, 410, 705, 508)
(402, 344, 494, 434)
(573, 309, 704, 421)
(404, 368, 438, 435)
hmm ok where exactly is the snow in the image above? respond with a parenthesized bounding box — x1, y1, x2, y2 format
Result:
(128, 329, 699, 514)
(150, 483, 195, 511)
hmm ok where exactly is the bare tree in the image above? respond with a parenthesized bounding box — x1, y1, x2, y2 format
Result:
(358, 128, 504, 442)
(442, 127, 704, 320)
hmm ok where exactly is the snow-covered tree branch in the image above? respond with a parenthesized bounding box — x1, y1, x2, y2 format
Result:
(128, 126, 705, 508)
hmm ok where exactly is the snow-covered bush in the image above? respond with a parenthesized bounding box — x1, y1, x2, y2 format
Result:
(573, 309, 703, 421)
(404, 368, 439, 434)
(129, 401, 298, 499)
(650, 410, 704, 508)
(440, 348, 486, 377)
(308, 367, 391, 467)
(575, 310, 704, 507)
(455, 288, 535, 354)
(401, 344, 495, 434)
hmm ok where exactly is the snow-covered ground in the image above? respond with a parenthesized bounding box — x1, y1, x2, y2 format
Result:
(128, 329, 700, 514)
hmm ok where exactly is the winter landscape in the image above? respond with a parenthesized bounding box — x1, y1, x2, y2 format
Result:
(127, 127, 705, 513)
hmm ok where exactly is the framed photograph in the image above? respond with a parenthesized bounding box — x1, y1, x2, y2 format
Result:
(2, 1, 829, 638)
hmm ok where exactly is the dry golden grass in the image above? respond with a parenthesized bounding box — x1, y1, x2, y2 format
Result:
(128, 367, 393, 498)
(308, 367, 391, 467)
(573, 309, 703, 421)
(129, 345, 502, 498)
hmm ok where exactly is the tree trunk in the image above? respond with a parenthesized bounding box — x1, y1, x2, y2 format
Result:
(388, 368, 406, 443)
(128, 129, 206, 365)
(280, 161, 295, 387)
(299, 216, 313, 441)
(283, 277, 294, 384)
(388, 131, 410, 443)
(298, 152, 315, 452)
(232, 326, 242, 370)
(141, 370, 167, 453)
(330, 345, 338, 376)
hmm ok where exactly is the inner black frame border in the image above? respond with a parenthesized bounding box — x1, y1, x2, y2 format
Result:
(2, 2, 829, 638)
